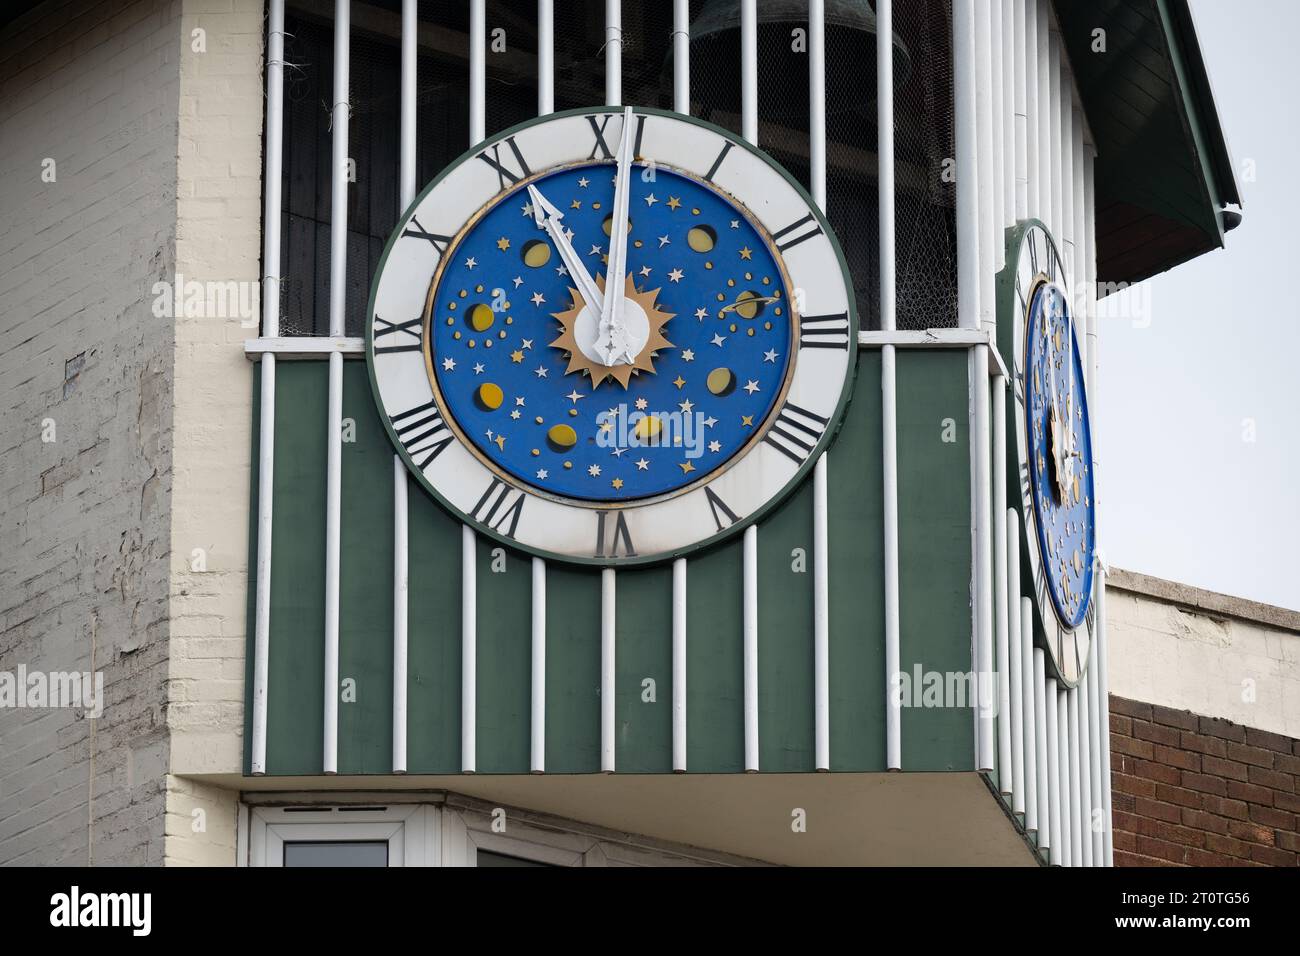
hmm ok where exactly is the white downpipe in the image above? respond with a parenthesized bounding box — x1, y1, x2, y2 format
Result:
(1034, 646, 1051, 854)
(670, 0, 690, 775)
(743, 524, 759, 772)
(605, 0, 621, 106)
(1088, 624, 1104, 862)
(391, 0, 417, 777)
(1058, 687, 1071, 865)
(1080, 673, 1094, 865)
(1060, 70, 1075, 292)
(251, 0, 285, 776)
(741, 0, 757, 144)
(1048, 34, 1062, 238)
(672, 557, 687, 772)
(461, 524, 476, 772)
(673, 0, 689, 114)
(1024, 0, 1039, 217)
(989, 0, 1004, 260)
(1072, 109, 1088, 368)
(392, 459, 408, 773)
(1001, 0, 1015, 228)
(323, 0, 350, 775)
(1012, 0, 1028, 219)
(538, 0, 554, 115)
(602, 567, 616, 773)
(1097, 572, 1113, 864)
(531, 557, 546, 773)
(811, 0, 831, 773)
(974, 361, 994, 773)
(954, 1, 979, 333)
(1045, 671, 1061, 863)
(1022, 594, 1039, 833)
(1036, 1, 1050, 226)
(877, 0, 901, 773)
(993, 380, 1011, 790)
(1008, 508, 1025, 816)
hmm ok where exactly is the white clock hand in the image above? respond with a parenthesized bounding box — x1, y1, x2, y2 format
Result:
(527, 183, 604, 315)
(600, 107, 637, 366)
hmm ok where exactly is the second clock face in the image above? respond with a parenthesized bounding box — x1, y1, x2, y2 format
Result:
(427, 162, 794, 502)
(367, 107, 857, 565)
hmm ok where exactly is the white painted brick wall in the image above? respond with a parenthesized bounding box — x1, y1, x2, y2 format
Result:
(0, 0, 182, 866)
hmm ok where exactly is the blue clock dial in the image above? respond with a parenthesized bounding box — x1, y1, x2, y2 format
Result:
(426, 162, 794, 502)
(1024, 280, 1095, 629)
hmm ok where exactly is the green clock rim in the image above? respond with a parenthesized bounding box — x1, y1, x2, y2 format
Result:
(365, 105, 860, 568)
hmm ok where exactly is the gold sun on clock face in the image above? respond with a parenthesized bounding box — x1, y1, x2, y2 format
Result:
(549, 273, 674, 389)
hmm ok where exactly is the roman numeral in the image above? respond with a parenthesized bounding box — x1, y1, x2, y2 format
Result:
(392, 399, 454, 469)
(587, 114, 615, 159)
(477, 136, 532, 191)
(1073, 629, 1083, 678)
(772, 212, 822, 253)
(1029, 234, 1039, 275)
(703, 485, 741, 532)
(1047, 248, 1058, 281)
(704, 141, 735, 181)
(471, 478, 526, 539)
(401, 215, 451, 257)
(763, 401, 828, 465)
(1085, 603, 1096, 635)
(373, 313, 423, 354)
(1020, 462, 1032, 500)
(799, 311, 850, 350)
(594, 510, 636, 559)
(632, 112, 647, 159)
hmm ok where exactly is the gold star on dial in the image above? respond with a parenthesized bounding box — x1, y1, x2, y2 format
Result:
(496, 236, 511, 251)
(510, 350, 524, 363)
(611, 478, 624, 490)
(739, 246, 753, 260)
(678, 461, 695, 474)
(673, 375, 686, 389)
(666, 196, 682, 210)
(741, 415, 754, 427)
(494, 434, 506, 451)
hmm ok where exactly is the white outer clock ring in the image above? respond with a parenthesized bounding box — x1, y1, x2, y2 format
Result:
(365, 107, 858, 567)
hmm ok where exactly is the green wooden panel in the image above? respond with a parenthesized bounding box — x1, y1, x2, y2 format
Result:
(614, 564, 673, 773)
(475, 539, 531, 772)
(337, 362, 395, 773)
(265, 362, 328, 774)
(896, 350, 974, 771)
(404, 477, 463, 774)
(685, 539, 745, 772)
(828, 350, 886, 772)
(544, 564, 601, 772)
(758, 478, 815, 772)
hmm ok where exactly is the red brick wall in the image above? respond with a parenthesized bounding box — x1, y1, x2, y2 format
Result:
(1110, 695, 1300, 866)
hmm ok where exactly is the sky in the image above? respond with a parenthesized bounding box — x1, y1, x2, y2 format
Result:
(1095, 0, 1300, 610)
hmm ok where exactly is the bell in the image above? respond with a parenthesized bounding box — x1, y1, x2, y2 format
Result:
(684, 0, 912, 120)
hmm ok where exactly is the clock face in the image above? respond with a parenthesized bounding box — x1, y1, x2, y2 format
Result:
(1005, 222, 1096, 684)
(367, 107, 856, 565)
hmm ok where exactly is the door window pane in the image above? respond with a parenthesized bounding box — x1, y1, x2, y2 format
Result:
(283, 840, 390, 867)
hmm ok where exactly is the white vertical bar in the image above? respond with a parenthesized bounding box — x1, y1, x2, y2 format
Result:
(740, 0, 759, 776)
(1080, 672, 1094, 865)
(1068, 685, 1082, 865)
(470, 0, 485, 143)
(954, 0, 980, 332)
(1048, 34, 1062, 238)
(993, 380, 1011, 791)
(251, 0, 286, 776)
(974, 362, 994, 773)
(1096, 572, 1113, 865)
(462, 0, 485, 777)
(605, 0, 621, 106)
(670, 0, 690, 776)
(811, 0, 830, 773)
(538, 0, 554, 115)
(975, 0, 995, 329)
(601, 567, 616, 773)
(673, 0, 689, 114)
(461, 524, 476, 772)
(1085, 149, 1098, 389)
(1022, 594, 1039, 833)
(1072, 109, 1088, 368)
(1001, 0, 1015, 227)
(392, 459, 408, 773)
(1044, 671, 1061, 863)
(1061, 67, 1075, 288)
(1058, 687, 1071, 865)
(877, 0, 901, 772)
(1033, 646, 1050, 854)
(989, 0, 1005, 261)
(743, 525, 759, 772)
(741, 0, 757, 144)
(392, 0, 417, 778)
(1024, 0, 1039, 217)
(672, 557, 687, 772)
(1088, 628, 1104, 861)
(1007, 508, 1025, 815)
(1036, 1, 1050, 224)
(323, 0, 350, 775)
(1012, 0, 1028, 219)
(531, 557, 546, 773)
